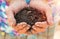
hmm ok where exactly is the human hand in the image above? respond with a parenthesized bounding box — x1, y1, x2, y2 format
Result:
(13, 22, 30, 34)
(6, 0, 27, 26)
(29, 0, 53, 34)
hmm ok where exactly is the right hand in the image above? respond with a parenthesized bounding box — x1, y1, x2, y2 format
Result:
(5, 0, 28, 27)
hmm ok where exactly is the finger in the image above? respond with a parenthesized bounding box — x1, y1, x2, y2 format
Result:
(25, 31, 32, 35)
(45, 7, 54, 26)
(17, 22, 27, 30)
(13, 26, 19, 32)
(35, 22, 48, 29)
(31, 29, 37, 34)
(13, 22, 27, 32)
(31, 28, 45, 34)
(32, 25, 46, 34)
(5, 8, 16, 27)
(18, 25, 30, 34)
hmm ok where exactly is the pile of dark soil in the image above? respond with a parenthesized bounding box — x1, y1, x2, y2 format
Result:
(14, 7, 47, 31)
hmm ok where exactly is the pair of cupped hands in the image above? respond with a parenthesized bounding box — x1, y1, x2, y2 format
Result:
(6, 0, 53, 35)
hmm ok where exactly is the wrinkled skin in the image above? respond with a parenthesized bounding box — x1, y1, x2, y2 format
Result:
(5, 0, 53, 35)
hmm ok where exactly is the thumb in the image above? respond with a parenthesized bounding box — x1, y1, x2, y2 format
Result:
(6, 8, 16, 27)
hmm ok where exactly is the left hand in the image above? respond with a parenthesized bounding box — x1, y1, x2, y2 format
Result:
(29, 0, 53, 34)
(13, 22, 30, 34)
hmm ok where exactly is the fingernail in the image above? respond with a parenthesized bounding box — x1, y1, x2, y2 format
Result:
(20, 22, 27, 25)
(35, 22, 41, 26)
(17, 22, 27, 27)
(41, 21, 46, 23)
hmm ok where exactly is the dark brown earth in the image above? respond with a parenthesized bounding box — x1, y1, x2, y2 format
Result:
(14, 7, 47, 31)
